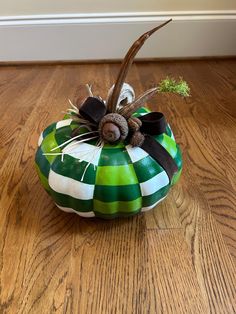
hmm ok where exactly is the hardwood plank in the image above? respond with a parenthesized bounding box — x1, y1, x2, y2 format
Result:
(0, 63, 113, 313)
(175, 116, 236, 263)
(0, 67, 55, 167)
(138, 60, 236, 260)
(173, 168, 236, 313)
(144, 192, 182, 230)
(66, 217, 207, 314)
(0, 60, 236, 313)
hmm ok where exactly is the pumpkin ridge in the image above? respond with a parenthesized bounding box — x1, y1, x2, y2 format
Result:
(125, 144, 170, 210)
(93, 143, 142, 217)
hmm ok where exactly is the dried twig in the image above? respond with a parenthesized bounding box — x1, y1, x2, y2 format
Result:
(107, 19, 172, 113)
(120, 87, 158, 118)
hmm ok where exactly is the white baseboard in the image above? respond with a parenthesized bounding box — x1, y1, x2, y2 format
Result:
(0, 11, 235, 62)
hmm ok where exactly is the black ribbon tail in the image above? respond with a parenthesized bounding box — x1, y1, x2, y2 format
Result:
(138, 111, 178, 181)
(141, 134, 178, 182)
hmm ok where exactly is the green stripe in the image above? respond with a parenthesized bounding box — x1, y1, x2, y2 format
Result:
(63, 113, 77, 119)
(94, 184, 141, 202)
(51, 155, 96, 185)
(153, 133, 178, 158)
(98, 147, 132, 166)
(35, 163, 50, 191)
(152, 132, 182, 184)
(142, 185, 170, 207)
(43, 122, 57, 138)
(95, 164, 138, 185)
(94, 208, 141, 219)
(69, 121, 79, 127)
(132, 107, 150, 118)
(173, 144, 182, 170)
(63, 114, 72, 120)
(41, 130, 61, 163)
(133, 155, 164, 183)
(35, 147, 51, 178)
(54, 121, 86, 147)
(166, 125, 172, 137)
(54, 125, 76, 147)
(93, 198, 142, 214)
(55, 124, 98, 149)
(102, 141, 125, 149)
(170, 144, 182, 186)
(171, 168, 182, 185)
(50, 189, 93, 212)
(159, 134, 177, 157)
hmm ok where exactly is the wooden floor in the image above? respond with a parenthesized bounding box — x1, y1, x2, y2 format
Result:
(0, 59, 236, 313)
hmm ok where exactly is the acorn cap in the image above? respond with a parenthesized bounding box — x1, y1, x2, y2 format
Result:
(99, 113, 129, 143)
(128, 117, 142, 131)
(130, 131, 145, 147)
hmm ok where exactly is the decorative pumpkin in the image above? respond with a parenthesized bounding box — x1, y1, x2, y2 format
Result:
(35, 20, 190, 219)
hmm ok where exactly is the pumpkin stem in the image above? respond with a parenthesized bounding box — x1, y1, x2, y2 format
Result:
(106, 19, 172, 113)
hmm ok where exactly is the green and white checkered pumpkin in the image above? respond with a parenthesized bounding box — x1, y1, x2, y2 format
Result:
(35, 21, 188, 219)
(35, 107, 182, 219)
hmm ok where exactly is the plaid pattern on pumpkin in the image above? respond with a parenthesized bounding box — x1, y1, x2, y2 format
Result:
(35, 107, 182, 218)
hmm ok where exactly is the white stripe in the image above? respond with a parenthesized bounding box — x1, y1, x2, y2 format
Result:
(141, 196, 167, 212)
(138, 112, 149, 116)
(63, 141, 101, 166)
(56, 204, 75, 213)
(38, 132, 44, 146)
(49, 169, 94, 200)
(126, 145, 148, 163)
(140, 172, 169, 196)
(170, 133, 175, 141)
(56, 119, 73, 129)
(76, 211, 95, 218)
(56, 204, 95, 217)
(168, 124, 175, 141)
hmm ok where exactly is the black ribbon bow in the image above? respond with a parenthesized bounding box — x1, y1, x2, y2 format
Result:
(77, 97, 178, 182)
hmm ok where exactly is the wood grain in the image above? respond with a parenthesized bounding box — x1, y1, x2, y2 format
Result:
(0, 59, 236, 313)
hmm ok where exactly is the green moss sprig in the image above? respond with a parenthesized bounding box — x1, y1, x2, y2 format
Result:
(157, 77, 190, 97)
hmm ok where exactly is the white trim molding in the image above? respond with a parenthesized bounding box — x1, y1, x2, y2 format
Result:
(0, 11, 235, 62)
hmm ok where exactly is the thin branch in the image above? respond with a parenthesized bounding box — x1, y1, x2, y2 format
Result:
(106, 19, 172, 113)
(120, 87, 158, 118)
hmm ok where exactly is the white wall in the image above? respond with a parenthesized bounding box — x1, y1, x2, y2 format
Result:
(0, 1, 235, 61)
(0, 0, 236, 16)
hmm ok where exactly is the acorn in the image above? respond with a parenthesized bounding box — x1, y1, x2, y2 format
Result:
(130, 131, 145, 147)
(128, 117, 142, 132)
(99, 113, 129, 143)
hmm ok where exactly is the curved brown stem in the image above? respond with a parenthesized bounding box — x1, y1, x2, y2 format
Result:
(107, 19, 172, 113)
(120, 87, 158, 118)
